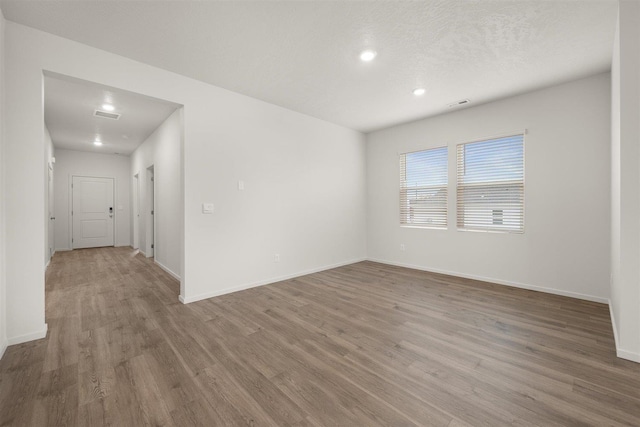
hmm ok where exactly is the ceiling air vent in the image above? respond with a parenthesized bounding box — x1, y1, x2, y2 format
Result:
(94, 110, 121, 120)
(448, 99, 471, 108)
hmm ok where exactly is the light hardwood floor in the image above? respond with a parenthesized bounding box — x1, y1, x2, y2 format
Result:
(0, 247, 639, 426)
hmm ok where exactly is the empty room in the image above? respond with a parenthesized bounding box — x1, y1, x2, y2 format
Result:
(0, 0, 639, 426)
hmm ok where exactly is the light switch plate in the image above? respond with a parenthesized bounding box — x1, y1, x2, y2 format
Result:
(238, 180, 245, 191)
(202, 203, 214, 214)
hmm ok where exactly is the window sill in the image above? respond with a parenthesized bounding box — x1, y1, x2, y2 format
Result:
(457, 227, 524, 234)
(400, 225, 448, 231)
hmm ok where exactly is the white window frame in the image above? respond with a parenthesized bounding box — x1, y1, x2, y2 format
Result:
(399, 146, 448, 229)
(456, 133, 525, 233)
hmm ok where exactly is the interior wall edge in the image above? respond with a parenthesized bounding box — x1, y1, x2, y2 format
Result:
(0, 5, 7, 361)
(608, 300, 640, 363)
(609, 299, 620, 352)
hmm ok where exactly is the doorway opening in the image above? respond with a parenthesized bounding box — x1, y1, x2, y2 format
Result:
(43, 71, 184, 308)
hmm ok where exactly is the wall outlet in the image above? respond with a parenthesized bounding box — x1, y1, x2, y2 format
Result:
(274, 254, 280, 263)
(238, 180, 245, 191)
(400, 244, 406, 251)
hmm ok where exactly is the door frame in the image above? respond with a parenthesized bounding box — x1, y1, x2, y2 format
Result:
(133, 172, 140, 250)
(146, 165, 155, 258)
(47, 162, 55, 262)
(69, 174, 117, 249)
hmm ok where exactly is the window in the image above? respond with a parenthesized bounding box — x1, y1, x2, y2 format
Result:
(399, 146, 448, 228)
(456, 134, 524, 232)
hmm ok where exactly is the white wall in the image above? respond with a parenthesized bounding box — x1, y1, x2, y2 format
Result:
(0, 6, 7, 359)
(131, 108, 182, 280)
(44, 126, 54, 266)
(610, 0, 640, 363)
(3, 21, 366, 341)
(53, 149, 131, 250)
(367, 73, 611, 303)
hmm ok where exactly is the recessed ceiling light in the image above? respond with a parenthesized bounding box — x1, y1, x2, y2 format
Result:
(102, 104, 115, 111)
(412, 88, 426, 96)
(360, 50, 377, 62)
(93, 140, 103, 146)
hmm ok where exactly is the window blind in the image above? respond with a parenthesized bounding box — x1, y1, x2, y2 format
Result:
(456, 134, 524, 232)
(400, 146, 448, 228)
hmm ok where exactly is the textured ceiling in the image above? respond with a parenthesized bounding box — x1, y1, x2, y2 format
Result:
(44, 73, 180, 154)
(2, 0, 618, 132)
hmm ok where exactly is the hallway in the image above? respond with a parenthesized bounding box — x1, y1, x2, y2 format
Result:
(1, 247, 180, 425)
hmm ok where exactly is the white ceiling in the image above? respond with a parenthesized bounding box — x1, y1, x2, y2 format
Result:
(44, 73, 180, 155)
(3, 1, 619, 133)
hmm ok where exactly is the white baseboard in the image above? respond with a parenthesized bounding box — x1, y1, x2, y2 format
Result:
(616, 348, 640, 363)
(0, 339, 7, 360)
(608, 300, 640, 363)
(155, 260, 180, 281)
(180, 257, 367, 304)
(44, 249, 58, 270)
(366, 258, 609, 304)
(139, 250, 146, 257)
(7, 323, 48, 346)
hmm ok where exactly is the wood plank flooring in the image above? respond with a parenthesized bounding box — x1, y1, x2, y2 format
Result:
(1, 247, 639, 426)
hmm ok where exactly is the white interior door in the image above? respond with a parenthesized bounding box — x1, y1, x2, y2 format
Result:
(72, 176, 115, 249)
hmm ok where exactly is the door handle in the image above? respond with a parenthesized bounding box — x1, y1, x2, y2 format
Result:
(50, 216, 55, 220)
